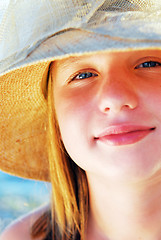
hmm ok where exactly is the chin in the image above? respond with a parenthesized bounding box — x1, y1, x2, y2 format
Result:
(86, 158, 161, 183)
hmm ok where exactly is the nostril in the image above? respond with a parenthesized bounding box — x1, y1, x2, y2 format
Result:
(124, 105, 130, 108)
(98, 87, 138, 113)
(104, 107, 110, 112)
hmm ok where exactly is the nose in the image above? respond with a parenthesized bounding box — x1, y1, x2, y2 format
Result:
(97, 77, 138, 114)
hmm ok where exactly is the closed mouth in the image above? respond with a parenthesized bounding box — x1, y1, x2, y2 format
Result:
(94, 126, 156, 146)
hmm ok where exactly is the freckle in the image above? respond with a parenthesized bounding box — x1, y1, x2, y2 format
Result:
(16, 139, 20, 143)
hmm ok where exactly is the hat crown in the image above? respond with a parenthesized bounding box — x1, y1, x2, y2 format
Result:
(1, 0, 161, 70)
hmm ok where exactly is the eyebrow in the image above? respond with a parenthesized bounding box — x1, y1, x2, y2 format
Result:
(57, 56, 88, 70)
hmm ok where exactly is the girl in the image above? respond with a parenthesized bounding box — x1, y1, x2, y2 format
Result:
(0, 0, 161, 239)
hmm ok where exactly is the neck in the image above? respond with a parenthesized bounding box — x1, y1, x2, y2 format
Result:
(86, 172, 161, 240)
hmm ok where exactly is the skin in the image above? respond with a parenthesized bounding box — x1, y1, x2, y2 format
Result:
(52, 50, 161, 240)
(1, 49, 161, 239)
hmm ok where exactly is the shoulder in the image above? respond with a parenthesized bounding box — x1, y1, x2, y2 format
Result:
(0, 204, 50, 240)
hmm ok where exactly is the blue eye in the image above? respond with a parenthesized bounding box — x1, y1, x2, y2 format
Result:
(75, 72, 98, 80)
(136, 61, 161, 69)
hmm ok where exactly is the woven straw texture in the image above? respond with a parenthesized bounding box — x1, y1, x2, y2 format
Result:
(1, 0, 161, 180)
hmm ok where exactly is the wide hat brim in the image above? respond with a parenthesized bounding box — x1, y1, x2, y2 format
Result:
(1, 0, 161, 181)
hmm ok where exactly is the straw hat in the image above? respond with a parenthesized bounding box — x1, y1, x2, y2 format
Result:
(1, 0, 161, 181)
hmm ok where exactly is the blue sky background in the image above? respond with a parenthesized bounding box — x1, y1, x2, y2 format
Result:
(0, 171, 51, 233)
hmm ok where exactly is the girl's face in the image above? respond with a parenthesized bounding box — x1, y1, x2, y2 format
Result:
(51, 50, 161, 181)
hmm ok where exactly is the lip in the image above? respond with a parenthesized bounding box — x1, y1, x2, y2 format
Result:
(94, 125, 156, 146)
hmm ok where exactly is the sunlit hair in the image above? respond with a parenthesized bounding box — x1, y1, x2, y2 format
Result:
(47, 67, 89, 239)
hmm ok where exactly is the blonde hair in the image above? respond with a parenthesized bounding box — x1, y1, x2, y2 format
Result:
(31, 69, 89, 240)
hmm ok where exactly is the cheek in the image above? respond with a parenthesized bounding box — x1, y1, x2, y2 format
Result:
(54, 84, 98, 124)
(53, 86, 97, 168)
(138, 81, 161, 118)
(53, 87, 92, 142)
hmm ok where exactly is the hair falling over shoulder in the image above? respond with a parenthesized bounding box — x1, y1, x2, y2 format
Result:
(31, 70, 89, 240)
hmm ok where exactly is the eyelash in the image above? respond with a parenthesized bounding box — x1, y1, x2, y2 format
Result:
(135, 61, 161, 69)
(70, 71, 98, 81)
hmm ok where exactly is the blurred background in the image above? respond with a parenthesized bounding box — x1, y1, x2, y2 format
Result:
(0, 170, 51, 233)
